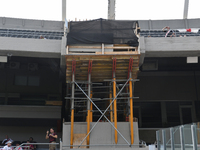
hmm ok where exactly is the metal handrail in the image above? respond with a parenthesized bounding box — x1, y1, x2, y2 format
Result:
(140, 29, 200, 37)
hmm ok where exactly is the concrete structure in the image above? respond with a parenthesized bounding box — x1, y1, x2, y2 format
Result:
(1, 16, 200, 148)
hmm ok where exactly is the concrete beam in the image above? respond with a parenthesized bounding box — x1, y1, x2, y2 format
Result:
(0, 37, 62, 58)
(140, 37, 200, 57)
(0, 105, 61, 119)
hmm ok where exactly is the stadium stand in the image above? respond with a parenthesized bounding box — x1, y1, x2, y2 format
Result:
(140, 29, 200, 37)
(0, 28, 64, 40)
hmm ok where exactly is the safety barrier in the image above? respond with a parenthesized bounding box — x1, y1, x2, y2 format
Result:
(156, 123, 199, 150)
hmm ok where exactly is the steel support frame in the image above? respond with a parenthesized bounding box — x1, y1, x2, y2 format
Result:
(156, 131, 160, 150)
(162, 130, 166, 150)
(70, 59, 76, 148)
(87, 60, 92, 147)
(128, 58, 134, 144)
(180, 125, 185, 150)
(112, 58, 118, 144)
(170, 128, 175, 150)
(74, 78, 132, 148)
(191, 124, 198, 150)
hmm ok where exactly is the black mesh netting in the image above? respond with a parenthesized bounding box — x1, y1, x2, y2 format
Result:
(67, 18, 139, 46)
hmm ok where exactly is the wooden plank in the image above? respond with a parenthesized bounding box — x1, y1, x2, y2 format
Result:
(95, 51, 139, 55)
(68, 45, 136, 49)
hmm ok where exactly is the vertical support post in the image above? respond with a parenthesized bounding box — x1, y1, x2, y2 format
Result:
(170, 128, 175, 150)
(70, 60, 76, 148)
(156, 131, 160, 150)
(109, 87, 113, 122)
(60, 139, 63, 150)
(162, 130, 166, 150)
(129, 72, 134, 144)
(87, 73, 91, 148)
(90, 91, 93, 122)
(102, 43, 104, 54)
(128, 57, 134, 144)
(113, 73, 117, 144)
(180, 125, 185, 150)
(62, 0, 66, 21)
(183, 0, 189, 19)
(191, 124, 198, 150)
(112, 58, 117, 144)
(87, 60, 92, 148)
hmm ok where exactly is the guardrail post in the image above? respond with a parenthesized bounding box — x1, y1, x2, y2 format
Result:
(170, 128, 175, 150)
(180, 125, 185, 150)
(60, 139, 62, 150)
(191, 124, 198, 150)
(162, 130, 166, 150)
(156, 131, 160, 150)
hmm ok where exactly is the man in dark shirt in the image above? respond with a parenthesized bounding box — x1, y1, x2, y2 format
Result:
(45, 128, 57, 150)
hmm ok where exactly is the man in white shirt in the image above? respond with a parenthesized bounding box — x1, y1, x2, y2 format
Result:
(3, 141, 13, 150)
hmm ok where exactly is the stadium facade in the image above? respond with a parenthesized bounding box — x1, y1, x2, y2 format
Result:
(0, 16, 200, 145)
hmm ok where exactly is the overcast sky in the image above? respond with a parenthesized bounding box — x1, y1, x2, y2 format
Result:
(0, 0, 200, 21)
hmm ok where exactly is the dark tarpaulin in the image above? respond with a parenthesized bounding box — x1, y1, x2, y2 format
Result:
(67, 18, 139, 46)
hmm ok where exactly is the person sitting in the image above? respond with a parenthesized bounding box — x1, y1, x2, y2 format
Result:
(15, 143, 22, 150)
(3, 141, 13, 150)
(162, 26, 176, 37)
(24, 141, 34, 150)
(2, 136, 13, 146)
(28, 137, 36, 150)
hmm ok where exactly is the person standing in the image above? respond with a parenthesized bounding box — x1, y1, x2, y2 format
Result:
(45, 128, 57, 150)
(3, 141, 12, 150)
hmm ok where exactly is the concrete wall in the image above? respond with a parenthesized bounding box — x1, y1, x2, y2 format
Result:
(62, 122, 139, 149)
(0, 37, 62, 58)
(0, 17, 64, 31)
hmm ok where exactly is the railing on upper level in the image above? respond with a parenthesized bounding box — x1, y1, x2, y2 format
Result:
(140, 29, 200, 38)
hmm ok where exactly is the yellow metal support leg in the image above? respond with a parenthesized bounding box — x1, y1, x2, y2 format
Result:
(70, 109, 74, 148)
(129, 76, 134, 144)
(113, 77, 118, 144)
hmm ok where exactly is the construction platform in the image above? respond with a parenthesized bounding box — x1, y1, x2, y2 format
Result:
(64, 19, 141, 149)
(65, 45, 140, 82)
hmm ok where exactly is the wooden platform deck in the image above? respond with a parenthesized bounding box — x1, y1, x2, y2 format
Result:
(65, 52, 140, 82)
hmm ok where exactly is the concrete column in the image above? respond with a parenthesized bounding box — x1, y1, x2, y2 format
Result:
(108, 0, 115, 20)
(183, 0, 189, 19)
(62, 0, 66, 21)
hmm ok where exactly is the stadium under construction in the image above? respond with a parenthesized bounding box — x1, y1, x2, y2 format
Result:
(0, 0, 200, 150)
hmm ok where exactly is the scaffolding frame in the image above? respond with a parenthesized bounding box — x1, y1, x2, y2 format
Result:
(67, 57, 139, 148)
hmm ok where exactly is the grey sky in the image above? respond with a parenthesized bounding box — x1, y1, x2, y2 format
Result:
(0, 0, 200, 21)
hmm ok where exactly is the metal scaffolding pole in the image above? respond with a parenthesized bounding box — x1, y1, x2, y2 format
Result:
(113, 58, 118, 144)
(90, 91, 93, 122)
(109, 86, 113, 122)
(74, 79, 131, 147)
(70, 60, 76, 148)
(128, 58, 134, 144)
(129, 72, 134, 144)
(87, 73, 91, 147)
